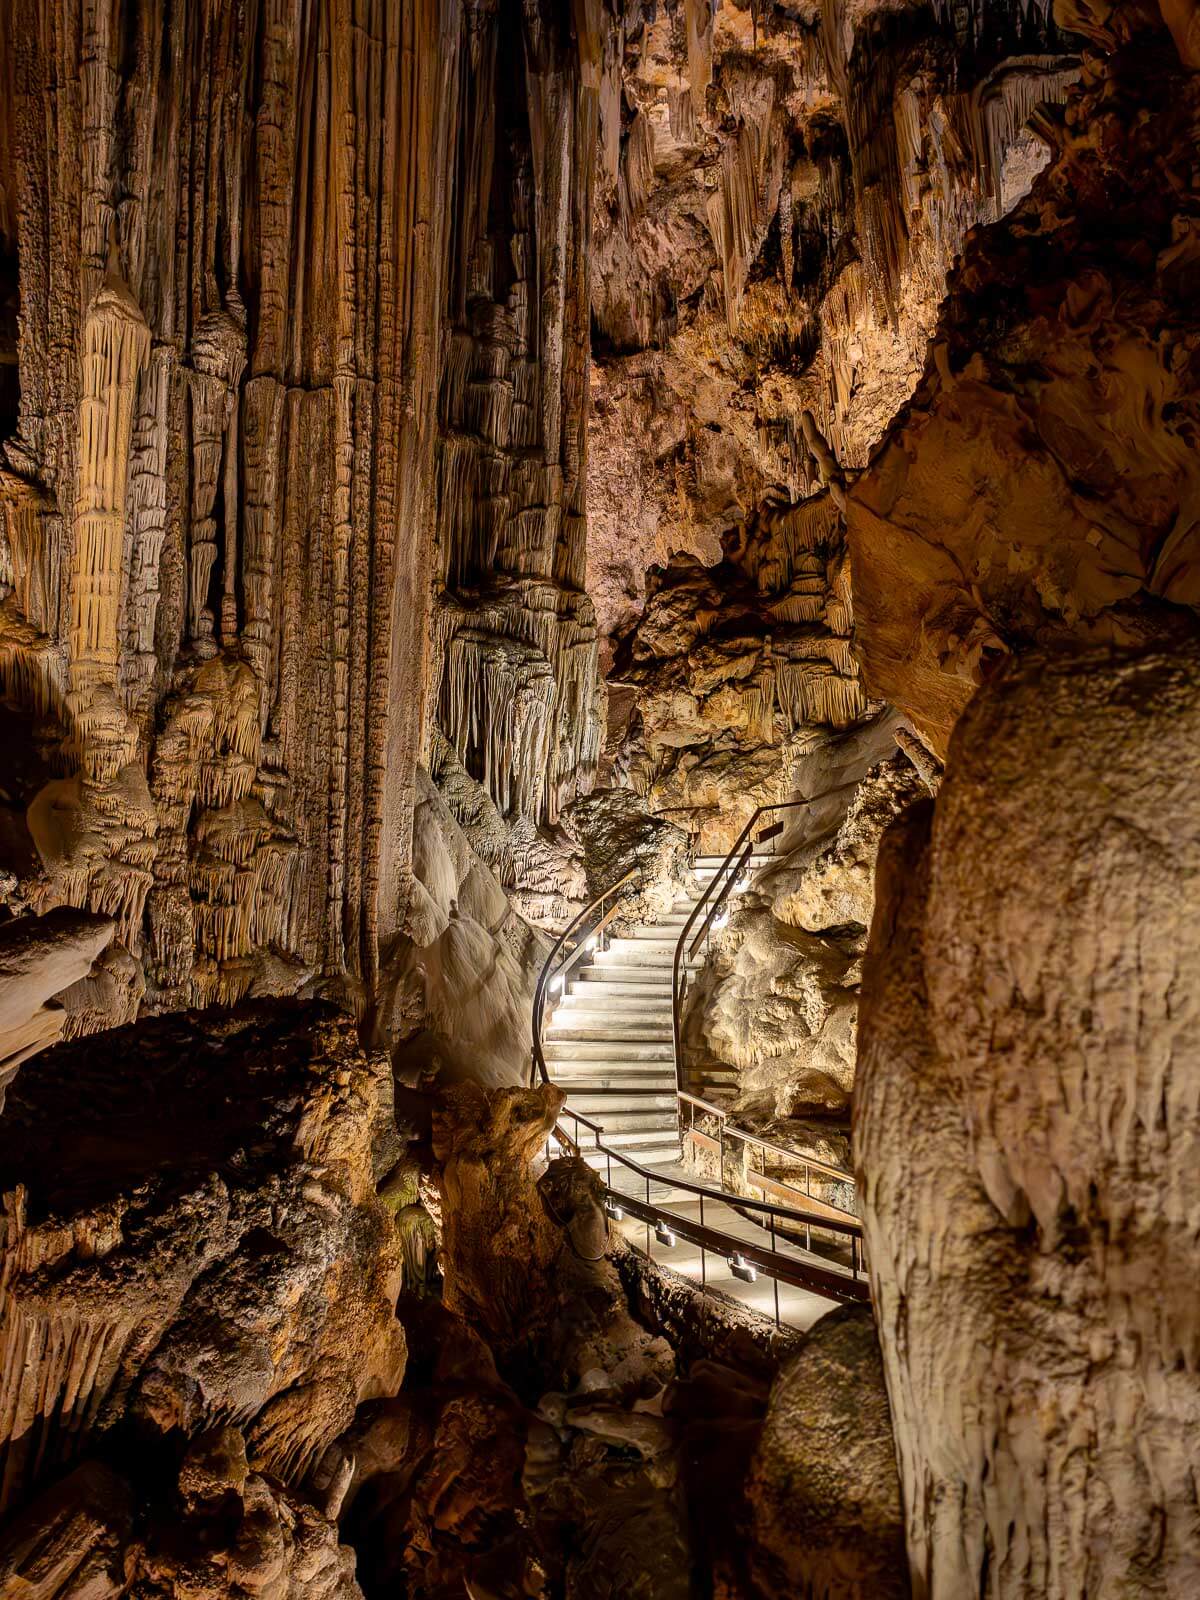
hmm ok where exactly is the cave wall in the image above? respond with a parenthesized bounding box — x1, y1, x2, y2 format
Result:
(0, 0, 607, 1037)
(586, 0, 1077, 642)
(857, 643, 1200, 1598)
(847, 5, 1200, 755)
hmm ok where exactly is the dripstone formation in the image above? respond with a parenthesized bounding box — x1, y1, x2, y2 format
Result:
(0, 0, 1197, 1596)
(0, 0, 607, 1034)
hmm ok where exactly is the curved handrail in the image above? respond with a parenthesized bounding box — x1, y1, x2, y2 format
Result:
(555, 1105, 867, 1304)
(671, 799, 816, 1095)
(532, 864, 870, 1309)
(531, 868, 638, 1089)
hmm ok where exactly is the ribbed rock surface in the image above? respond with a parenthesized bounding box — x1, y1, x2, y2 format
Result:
(0, 0, 607, 1031)
(857, 643, 1200, 1597)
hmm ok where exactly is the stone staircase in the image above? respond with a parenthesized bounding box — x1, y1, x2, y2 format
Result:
(542, 853, 775, 1198)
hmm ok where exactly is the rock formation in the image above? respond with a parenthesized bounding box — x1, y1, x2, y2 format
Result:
(857, 642, 1200, 1597)
(0, 0, 608, 1043)
(682, 750, 926, 1136)
(745, 1304, 908, 1600)
(587, 0, 1077, 643)
(2, 0, 1200, 1595)
(847, 5, 1200, 754)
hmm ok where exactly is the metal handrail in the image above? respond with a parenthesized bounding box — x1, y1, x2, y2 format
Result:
(671, 798, 817, 1095)
(531, 866, 870, 1311)
(531, 868, 638, 1090)
(670, 800, 867, 1239)
(678, 1091, 852, 1188)
(555, 1106, 867, 1306)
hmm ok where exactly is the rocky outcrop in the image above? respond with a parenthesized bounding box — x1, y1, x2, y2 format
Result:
(746, 1304, 908, 1600)
(561, 786, 691, 927)
(0, 1004, 406, 1519)
(0, 908, 117, 1098)
(857, 643, 1200, 1597)
(375, 766, 549, 1090)
(611, 508, 873, 849)
(432, 1080, 674, 1394)
(848, 16, 1200, 755)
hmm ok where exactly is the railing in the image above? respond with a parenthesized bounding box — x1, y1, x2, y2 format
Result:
(554, 1105, 868, 1315)
(530, 869, 869, 1315)
(530, 868, 638, 1090)
(679, 1091, 858, 1245)
(669, 799, 866, 1263)
(671, 798, 815, 1096)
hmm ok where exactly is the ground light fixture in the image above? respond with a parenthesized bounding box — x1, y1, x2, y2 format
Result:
(603, 1197, 625, 1222)
(729, 1252, 758, 1283)
(654, 1221, 677, 1247)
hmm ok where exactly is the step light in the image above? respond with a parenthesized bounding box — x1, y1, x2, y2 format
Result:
(603, 1198, 625, 1222)
(729, 1252, 757, 1284)
(654, 1221, 677, 1247)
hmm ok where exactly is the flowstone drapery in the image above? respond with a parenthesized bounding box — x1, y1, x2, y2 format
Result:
(0, 0, 608, 1028)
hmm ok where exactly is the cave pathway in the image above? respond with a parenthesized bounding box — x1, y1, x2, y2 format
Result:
(542, 855, 841, 1330)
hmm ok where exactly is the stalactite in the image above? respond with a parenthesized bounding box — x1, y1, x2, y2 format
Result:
(185, 308, 245, 656)
(685, 0, 715, 119)
(69, 276, 151, 711)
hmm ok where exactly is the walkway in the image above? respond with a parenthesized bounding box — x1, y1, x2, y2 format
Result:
(542, 854, 855, 1328)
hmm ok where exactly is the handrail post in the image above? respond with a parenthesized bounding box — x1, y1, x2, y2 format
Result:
(770, 1212, 780, 1327)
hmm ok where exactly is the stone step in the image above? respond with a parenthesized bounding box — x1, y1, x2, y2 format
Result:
(550, 1058, 676, 1079)
(557, 995, 672, 1019)
(581, 1127, 681, 1156)
(565, 1091, 678, 1115)
(571, 975, 674, 996)
(543, 1038, 675, 1062)
(692, 854, 776, 867)
(600, 948, 677, 969)
(564, 1106, 678, 1135)
(554, 1074, 677, 1095)
(588, 959, 687, 979)
(545, 1020, 674, 1043)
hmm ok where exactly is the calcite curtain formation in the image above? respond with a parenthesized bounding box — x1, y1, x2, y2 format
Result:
(0, 0, 607, 1018)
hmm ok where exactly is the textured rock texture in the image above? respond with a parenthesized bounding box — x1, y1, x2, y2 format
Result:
(857, 643, 1200, 1598)
(848, 15, 1200, 755)
(0, 1002, 407, 1597)
(587, 0, 1076, 641)
(433, 1080, 675, 1393)
(0, 907, 117, 1097)
(0, 1004, 405, 1516)
(746, 1304, 908, 1600)
(0, 0, 606, 1038)
(611, 510, 874, 849)
(379, 765, 549, 1089)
